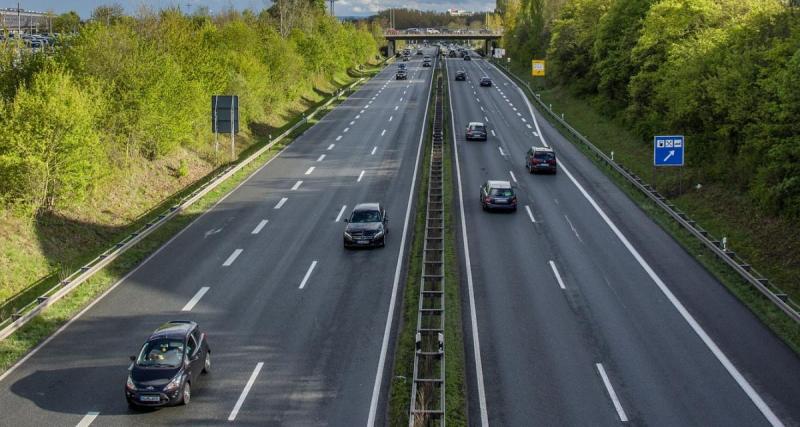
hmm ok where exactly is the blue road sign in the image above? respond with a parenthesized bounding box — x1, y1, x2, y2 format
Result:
(654, 135, 685, 166)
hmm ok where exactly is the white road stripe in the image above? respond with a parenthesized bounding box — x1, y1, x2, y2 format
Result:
(76, 412, 99, 427)
(274, 197, 288, 209)
(498, 146, 505, 156)
(549, 260, 566, 289)
(476, 98, 480, 103)
(223, 249, 243, 267)
(517, 112, 522, 116)
(317, 154, 326, 162)
(400, 97, 404, 102)
(525, 205, 536, 223)
(181, 287, 210, 312)
(350, 120, 355, 125)
(480, 106, 484, 112)
(335, 205, 347, 222)
(251, 219, 268, 234)
(491, 129, 496, 137)
(597, 363, 629, 422)
(526, 124, 532, 129)
(355, 115, 360, 119)
(304, 166, 315, 175)
(509, 170, 517, 183)
(360, 109, 365, 114)
(291, 180, 303, 190)
(344, 127, 350, 132)
(389, 116, 393, 122)
(521, 118, 527, 123)
(403, 90, 407, 95)
(371, 146, 377, 155)
(381, 129, 386, 136)
(228, 362, 264, 421)
(357, 170, 365, 182)
(513, 107, 517, 111)
(364, 105, 369, 109)
(336, 135, 342, 141)
(327, 143, 335, 150)
(564, 214, 583, 243)
(533, 132, 539, 137)
(395, 105, 399, 111)
(298, 260, 318, 289)
(484, 116, 489, 122)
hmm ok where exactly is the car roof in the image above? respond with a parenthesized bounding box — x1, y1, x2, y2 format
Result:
(486, 180, 512, 189)
(530, 146, 554, 153)
(468, 122, 485, 127)
(481, 76, 491, 79)
(149, 320, 196, 340)
(353, 202, 381, 211)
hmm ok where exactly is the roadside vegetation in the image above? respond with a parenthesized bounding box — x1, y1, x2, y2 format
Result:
(0, 3, 380, 307)
(496, 0, 800, 304)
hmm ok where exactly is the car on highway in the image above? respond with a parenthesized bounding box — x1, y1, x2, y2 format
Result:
(479, 76, 492, 87)
(125, 321, 210, 408)
(455, 70, 466, 81)
(416, 50, 423, 55)
(402, 55, 410, 61)
(480, 180, 517, 211)
(422, 59, 432, 67)
(448, 50, 457, 58)
(465, 122, 487, 141)
(395, 70, 408, 80)
(343, 203, 388, 248)
(464, 54, 471, 61)
(398, 63, 407, 70)
(526, 146, 557, 174)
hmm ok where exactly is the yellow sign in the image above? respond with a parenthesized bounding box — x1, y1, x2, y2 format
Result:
(531, 60, 545, 77)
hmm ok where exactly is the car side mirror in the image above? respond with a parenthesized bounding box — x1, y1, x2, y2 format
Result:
(343, 218, 349, 223)
(130, 355, 136, 362)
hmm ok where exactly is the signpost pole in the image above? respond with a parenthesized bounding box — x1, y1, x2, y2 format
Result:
(213, 96, 219, 154)
(230, 98, 235, 160)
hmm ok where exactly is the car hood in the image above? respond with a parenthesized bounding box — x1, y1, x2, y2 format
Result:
(131, 365, 182, 387)
(345, 222, 383, 232)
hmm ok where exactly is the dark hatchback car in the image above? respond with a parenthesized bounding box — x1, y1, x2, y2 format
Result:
(526, 146, 557, 174)
(464, 54, 471, 61)
(344, 203, 388, 248)
(455, 70, 466, 81)
(423, 59, 432, 67)
(479, 76, 492, 87)
(398, 63, 407, 70)
(480, 180, 517, 211)
(396, 70, 408, 80)
(465, 122, 487, 141)
(125, 321, 210, 408)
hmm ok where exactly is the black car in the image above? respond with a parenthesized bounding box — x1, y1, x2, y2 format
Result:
(422, 60, 432, 68)
(402, 55, 410, 61)
(398, 63, 407, 70)
(396, 70, 408, 80)
(526, 146, 557, 174)
(455, 71, 466, 81)
(480, 180, 517, 211)
(416, 50, 423, 55)
(448, 50, 457, 58)
(465, 122, 488, 141)
(126, 321, 210, 408)
(464, 55, 472, 61)
(479, 76, 492, 87)
(344, 203, 388, 248)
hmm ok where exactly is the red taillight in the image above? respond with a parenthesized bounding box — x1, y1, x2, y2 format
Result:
(511, 197, 517, 204)
(484, 196, 492, 203)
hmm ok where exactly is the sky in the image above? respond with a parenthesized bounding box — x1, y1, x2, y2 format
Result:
(2, 0, 496, 18)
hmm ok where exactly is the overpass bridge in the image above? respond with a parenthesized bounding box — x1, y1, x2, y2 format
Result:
(383, 30, 503, 56)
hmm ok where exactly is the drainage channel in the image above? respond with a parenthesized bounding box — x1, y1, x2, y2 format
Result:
(409, 74, 446, 426)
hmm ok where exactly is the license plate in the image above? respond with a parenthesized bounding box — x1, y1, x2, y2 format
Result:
(140, 395, 160, 402)
(357, 240, 369, 245)
(495, 199, 507, 204)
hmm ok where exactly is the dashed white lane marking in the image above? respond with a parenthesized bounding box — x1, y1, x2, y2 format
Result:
(344, 127, 350, 133)
(395, 106, 399, 111)
(526, 124, 532, 129)
(298, 260, 318, 289)
(350, 121, 355, 125)
(360, 109, 365, 114)
(491, 130, 496, 137)
(182, 287, 210, 311)
(371, 146, 377, 155)
(597, 363, 629, 422)
(484, 116, 489, 122)
(336, 135, 342, 141)
(223, 249, 243, 266)
(498, 146, 505, 156)
(403, 90, 407, 95)
(400, 97, 404, 102)
(549, 260, 567, 290)
(228, 362, 264, 421)
(521, 118, 527, 123)
(517, 112, 522, 116)
(509, 170, 518, 183)
(327, 144, 335, 150)
(533, 132, 539, 137)
(564, 214, 584, 243)
(251, 219, 268, 234)
(357, 170, 365, 182)
(365, 105, 369, 109)
(480, 106, 484, 112)
(304, 166, 315, 175)
(381, 129, 387, 136)
(389, 116, 393, 122)
(291, 180, 303, 190)
(317, 154, 325, 162)
(274, 197, 288, 209)
(476, 98, 481, 103)
(525, 205, 536, 223)
(356, 115, 360, 119)
(335, 205, 347, 222)
(76, 412, 99, 427)
(512, 107, 517, 111)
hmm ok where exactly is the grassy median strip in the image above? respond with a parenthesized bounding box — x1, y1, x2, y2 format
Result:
(387, 63, 467, 426)
(492, 61, 800, 354)
(0, 70, 378, 374)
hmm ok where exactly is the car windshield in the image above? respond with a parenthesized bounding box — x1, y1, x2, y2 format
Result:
(136, 338, 185, 367)
(350, 210, 381, 223)
(490, 188, 513, 197)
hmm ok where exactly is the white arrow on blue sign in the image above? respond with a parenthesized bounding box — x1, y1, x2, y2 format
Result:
(654, 135, 685, 167)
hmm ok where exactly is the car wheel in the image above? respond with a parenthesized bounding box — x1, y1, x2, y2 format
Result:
(202, 352, 211, 374)
(181, 382, 191, 405)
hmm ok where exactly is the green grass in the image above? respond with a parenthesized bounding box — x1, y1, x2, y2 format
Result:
(0, 67, 382, 374)
(492, 59, 800, 353)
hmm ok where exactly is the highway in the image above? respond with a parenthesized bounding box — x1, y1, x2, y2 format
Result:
(0, 48, 439, 426)
(445, 55, 800, 426)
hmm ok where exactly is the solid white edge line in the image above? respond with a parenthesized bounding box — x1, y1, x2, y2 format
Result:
(251, 219, 268, 234)
(291, 180, 303, 191)
(490, 59, 783, 426)
(525, 205, 536, 223)
(181, 286, 210, 312)
(76, 411, 100, 427)
(298, 260, 318, 289)
(228, 362, 264, 421)
(596, 363, 629, 422)
(335, 205, 347, 222)
(367, 54, 436, 427)
(304, 166, 315, 175)
(223, 249, 243, 267)
(548, 260, 566, 290)
(509, 170, 517, 183)
(357, 170, 365, 182)
(444, 58, 490, 427)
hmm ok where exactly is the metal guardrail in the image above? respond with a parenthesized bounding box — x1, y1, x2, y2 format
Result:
(0, 72, 378, 341)
(410, 73, 446, 426)
(490, 60, 800, 324)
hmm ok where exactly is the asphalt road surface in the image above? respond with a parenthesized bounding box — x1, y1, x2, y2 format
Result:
(0, 48, 439, 426)
(445, 54, 800, 426)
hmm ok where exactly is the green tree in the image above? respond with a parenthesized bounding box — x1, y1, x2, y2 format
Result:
(547, 0, 611, 91)
(53, 11, 82, 33)
(92, 4, 126, 25)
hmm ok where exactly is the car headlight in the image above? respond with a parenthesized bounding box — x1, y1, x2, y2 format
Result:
(344, 232, 353, 240)
(126, 375, 137, 391)
(163, 373, 183, 392)
(374, 230, 384, 239)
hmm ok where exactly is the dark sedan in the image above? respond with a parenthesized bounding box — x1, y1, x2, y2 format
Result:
(344, 203, 388, 248)
(455, 70, 466, 81)
(125, 321, 210, 408)
(396, 70, 408, 80)
(479, 76, 492, 87)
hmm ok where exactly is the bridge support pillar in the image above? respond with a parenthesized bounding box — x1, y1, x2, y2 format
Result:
(388, 39, 396, 57)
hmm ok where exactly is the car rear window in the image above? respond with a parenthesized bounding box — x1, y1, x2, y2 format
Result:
(534, 152, 555, 161)
(470, 125, 485, 132)
(490, 188, 513, 197)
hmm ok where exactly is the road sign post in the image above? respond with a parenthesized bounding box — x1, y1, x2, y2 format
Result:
(531, 60, 545, 77)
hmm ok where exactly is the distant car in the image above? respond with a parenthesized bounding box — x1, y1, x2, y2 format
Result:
(402, 55, 410, 62)
(422, 60, 432, 68)
(465, 122, 487, 141)
(480, 180, 517, 211)
(464, 55, 471, 61)
(398, 63, 407, 70)
(455, 71, 466, 81)
(396, 70, 408, 80)
(526, 146, 557, 174)
(416, 50, 423, 55)
(479, 76, 492, 87)
(344, 203, 388, 248)
(125, 321, 210, 408)
(448, 50, 457, 58)
(423, 55, 431, 61)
